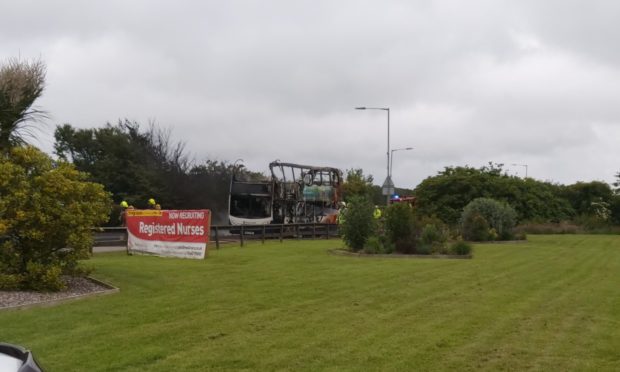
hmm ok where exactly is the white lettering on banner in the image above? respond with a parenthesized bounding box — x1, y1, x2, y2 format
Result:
(137, 222, 205, 237)
(128, 209, 210, 259)
(139, 222, 176, 237)
(168, 211, 205, 220)
(176, 223, 205, 236)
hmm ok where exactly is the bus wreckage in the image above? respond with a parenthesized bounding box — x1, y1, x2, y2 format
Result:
(228, 161, 343, 226)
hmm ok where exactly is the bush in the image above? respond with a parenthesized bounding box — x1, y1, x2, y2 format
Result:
(514, 231, 527, 241)
(363, 236, 382, 254)
(384, 203, 416, 253)
(0, 273, 23, 290)
(419, 223, 448, 254)
(573, 213, 611, 230)
(416, 243, 432, 255)
(0, 146, 111, 291)
(24, 262, 65, 292)
(450, 240, 473, 255)
(514, 221, 580, 234)
(462, 212, 490, 241)
(362, 235, 394, 254)
(413, 165, 574, 224)
(340, 195, 375, 252)
(381, 238, 395, 254)
(461, 198, 517, 241)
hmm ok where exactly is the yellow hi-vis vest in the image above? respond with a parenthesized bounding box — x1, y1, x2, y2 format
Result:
(373, 208, 382, 219)
(337, 210, 346, 224)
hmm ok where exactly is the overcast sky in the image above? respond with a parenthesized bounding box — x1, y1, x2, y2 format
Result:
(2, 0, 620, 189)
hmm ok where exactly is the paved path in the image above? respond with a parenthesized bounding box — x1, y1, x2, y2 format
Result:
(93, 245, 126, 253)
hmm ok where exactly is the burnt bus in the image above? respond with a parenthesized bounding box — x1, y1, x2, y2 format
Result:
(228, 161, 342, 226)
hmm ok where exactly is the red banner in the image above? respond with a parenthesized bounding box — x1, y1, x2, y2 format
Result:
(126, 209, 211, 259)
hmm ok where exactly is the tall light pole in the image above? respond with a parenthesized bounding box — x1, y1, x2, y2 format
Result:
(355, 106, 391, 204)
(511, 163, 528, 178)
(390, 147, 413, 180)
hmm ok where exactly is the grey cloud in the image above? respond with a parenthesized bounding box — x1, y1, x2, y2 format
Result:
(2, 0, 620, 188)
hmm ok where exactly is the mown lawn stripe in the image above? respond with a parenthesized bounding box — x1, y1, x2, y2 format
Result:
(2, 235, 620, 371)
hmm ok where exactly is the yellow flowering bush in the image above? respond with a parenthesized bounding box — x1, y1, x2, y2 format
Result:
(0, 146, 111, 291)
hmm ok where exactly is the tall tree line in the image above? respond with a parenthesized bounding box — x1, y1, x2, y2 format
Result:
(413, 163, 620, 225)
(54, 121, 261, 225)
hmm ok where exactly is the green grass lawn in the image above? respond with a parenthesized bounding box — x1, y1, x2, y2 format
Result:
(2, 235, 620, 371)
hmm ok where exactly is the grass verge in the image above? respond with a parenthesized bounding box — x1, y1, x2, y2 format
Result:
(1, 235, 620, 371)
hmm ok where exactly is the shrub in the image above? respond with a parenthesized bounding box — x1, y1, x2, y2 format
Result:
(362, 235, 395, 254)
(514, 221, 580, 235)
(380, 238, 395, 254)
(462, 212, 490, 241)
(416, 243, 432, 255)
(514, 231, 527, 241)
(573, 213, 610, 230)
(0, 273, 22, 290)
(415, 214, 446, 231)
(450, 240, 473, 255)
(384, 203, 416, 253)
(363, 236, 382, 254)
(340, 195, 375, 252)
(419, 223, 448, 254)
(461, 198, 517, 241)
(23, 262, 65, 292)
(0, 146, 111, 291)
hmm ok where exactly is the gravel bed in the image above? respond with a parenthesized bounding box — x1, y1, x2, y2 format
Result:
(0, 277, 114, 309)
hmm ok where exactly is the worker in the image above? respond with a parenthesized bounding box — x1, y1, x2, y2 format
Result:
(119, 201, 129, 226)
(337, 201, 347, 224)
(148, 198, 157, 209)
(373, 205, 382, 220)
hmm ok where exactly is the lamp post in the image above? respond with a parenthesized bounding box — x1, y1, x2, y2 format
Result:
(390, 147, 413, 180)
(355, 106, 391, 204)
(511, 163, 528, 178)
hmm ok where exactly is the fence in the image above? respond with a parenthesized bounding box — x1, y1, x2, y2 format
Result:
(93, 223, 340, 249)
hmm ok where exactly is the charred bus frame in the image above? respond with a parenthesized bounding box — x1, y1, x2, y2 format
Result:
(228, 161, 343, 226)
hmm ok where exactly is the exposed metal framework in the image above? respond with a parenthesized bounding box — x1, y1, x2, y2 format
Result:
(228, 161, 343, 225)
(269, 161, 343, 224)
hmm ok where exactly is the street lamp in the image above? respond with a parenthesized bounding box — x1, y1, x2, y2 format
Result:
(511, 163, 528, 178)
(390, 147, 413, 180)
(355, 106, 391, 204)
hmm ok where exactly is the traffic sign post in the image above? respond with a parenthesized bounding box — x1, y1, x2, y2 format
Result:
(382, 176, 395, 204)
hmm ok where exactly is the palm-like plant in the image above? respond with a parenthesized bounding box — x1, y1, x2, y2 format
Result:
(0, 58, 46, 152)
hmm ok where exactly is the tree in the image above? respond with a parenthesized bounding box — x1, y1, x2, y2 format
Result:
(0, 146, 111, 290)
(341, 168, 374, 201)
(562, 181, 613, 216)
(54, 120, 176, 208)
(0, 58, 46, 152)
(613, 172, 620, 195)
(54, 121, 263, 224)
(414, 165, 573, 224)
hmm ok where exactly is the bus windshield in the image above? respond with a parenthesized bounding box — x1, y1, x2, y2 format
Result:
(230, 195, 271, 218)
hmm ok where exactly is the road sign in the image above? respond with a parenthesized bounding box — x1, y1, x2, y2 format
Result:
(381, 176, 395, 196)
